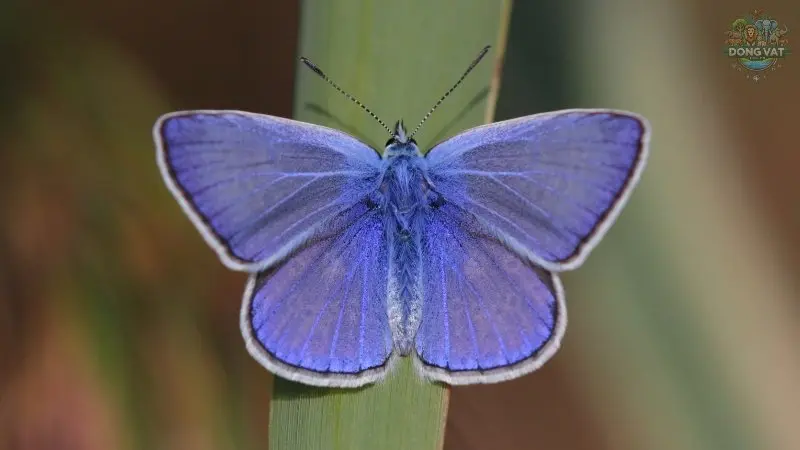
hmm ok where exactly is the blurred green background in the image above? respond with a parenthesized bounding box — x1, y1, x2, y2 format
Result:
(1, 0, 798, 449)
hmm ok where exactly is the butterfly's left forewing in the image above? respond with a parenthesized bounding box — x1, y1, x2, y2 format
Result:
(155, 110, 383, 272)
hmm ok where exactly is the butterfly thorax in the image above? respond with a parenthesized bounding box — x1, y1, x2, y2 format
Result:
(382, 139, 429, 354)
(383, 146, 427, 230)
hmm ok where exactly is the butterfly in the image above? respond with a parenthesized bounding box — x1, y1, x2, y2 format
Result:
(154, 46, 650, 388)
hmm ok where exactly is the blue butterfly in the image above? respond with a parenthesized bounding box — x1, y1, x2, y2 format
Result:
(154, 46, 650, 388)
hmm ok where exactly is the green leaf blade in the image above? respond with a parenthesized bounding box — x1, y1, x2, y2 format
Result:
(268, 1, 512, 449)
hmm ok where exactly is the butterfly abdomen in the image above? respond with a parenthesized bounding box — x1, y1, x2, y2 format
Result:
(383, 151, 429, 354)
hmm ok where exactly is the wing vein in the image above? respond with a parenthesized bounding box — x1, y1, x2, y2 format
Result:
(438, 242, 450, 366)
(461, 199, 543, 250)
(358, 250, 371, 367)
(453, 256, 480, 365)
(488, 175, 552, 219)
(449, 230, 510, 365)
(229, 176, 320, 242)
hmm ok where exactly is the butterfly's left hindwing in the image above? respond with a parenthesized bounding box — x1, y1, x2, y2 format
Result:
(241, 202, 395, 387)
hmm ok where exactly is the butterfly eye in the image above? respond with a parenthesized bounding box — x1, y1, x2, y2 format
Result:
(385, 138, 396, 147)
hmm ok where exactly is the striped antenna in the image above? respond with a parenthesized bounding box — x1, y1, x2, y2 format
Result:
(408, 45, 491, 139)
(299, 57, 393, 136)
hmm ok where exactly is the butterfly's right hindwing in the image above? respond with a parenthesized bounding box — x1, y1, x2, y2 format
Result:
(413, 202, 565, 384)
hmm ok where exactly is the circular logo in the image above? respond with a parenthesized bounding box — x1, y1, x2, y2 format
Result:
(724, 10, 790, 81)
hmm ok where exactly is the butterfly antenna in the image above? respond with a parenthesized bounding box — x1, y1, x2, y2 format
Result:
(408, 45, 491, 139)
(299, 57, 393, 136)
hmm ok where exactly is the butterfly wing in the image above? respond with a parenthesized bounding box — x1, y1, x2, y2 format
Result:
(241, 202, 394, 387)
(414, 203, 565, 384)
(425, 109, 649, 271)
(155, 110, 383, 271)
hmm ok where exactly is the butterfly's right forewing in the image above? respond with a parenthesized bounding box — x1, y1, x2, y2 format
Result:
(424, 110, 649, 272)
(155, 110, 384, 272)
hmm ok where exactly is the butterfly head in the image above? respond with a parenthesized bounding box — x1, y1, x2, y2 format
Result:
(384, 120, 420, 158)
(391, 120, 411, 144)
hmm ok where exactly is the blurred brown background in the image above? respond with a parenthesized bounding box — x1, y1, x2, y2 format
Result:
(1, 0, 797, 449)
